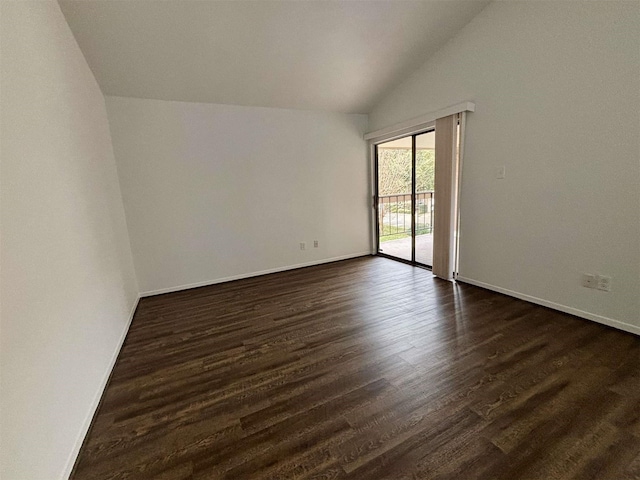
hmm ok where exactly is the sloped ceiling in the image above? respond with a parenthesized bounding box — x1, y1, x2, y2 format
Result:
(59, 0, 490, 113)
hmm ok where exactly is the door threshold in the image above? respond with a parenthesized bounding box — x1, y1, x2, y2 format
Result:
(376, 252, 432, 271)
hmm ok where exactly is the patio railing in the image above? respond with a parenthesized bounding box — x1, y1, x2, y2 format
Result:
(378, 191, 434, 241)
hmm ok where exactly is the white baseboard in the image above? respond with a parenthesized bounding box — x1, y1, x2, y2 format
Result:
(456, 276, 640, 336)
(60, 294, 141, 480)
(140, 252, 372, 297)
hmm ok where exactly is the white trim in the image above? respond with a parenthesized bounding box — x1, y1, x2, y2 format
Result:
(60, 295, 141, 480)
(456, 276, 640, 336)
(140, 252, 372, 297)
(454, 111, 467, 280)
(364, 101, 475, 143)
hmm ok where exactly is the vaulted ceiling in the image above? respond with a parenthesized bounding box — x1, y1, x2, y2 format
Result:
(59, 0, 490, 114)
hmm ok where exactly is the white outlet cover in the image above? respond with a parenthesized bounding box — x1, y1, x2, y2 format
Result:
(596, 275, 612, 292)
(582, 274, 597, 288)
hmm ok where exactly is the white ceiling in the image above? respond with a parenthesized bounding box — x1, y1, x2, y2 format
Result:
(59, 0, 490, 114)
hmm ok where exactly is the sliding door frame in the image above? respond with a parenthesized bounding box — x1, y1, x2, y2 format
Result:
(374, 128, 434, 269)
(411, 135, 417, 263)
(366, 102, 474, 278)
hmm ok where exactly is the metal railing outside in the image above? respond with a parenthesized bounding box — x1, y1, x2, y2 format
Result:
(378, 191, 434, 242)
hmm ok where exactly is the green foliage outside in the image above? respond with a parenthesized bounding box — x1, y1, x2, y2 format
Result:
(380, 224, 433, 243)
(378, 148, 434, 195)
(378, 147, 435, 243)
(380, 224, 409, 242)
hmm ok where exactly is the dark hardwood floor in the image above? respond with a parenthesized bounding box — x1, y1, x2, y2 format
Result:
(72, 256, 640, 480)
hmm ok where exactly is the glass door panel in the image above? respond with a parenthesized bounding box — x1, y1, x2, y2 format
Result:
(414, 131, 435, 267)
(376, 137, 412, 262)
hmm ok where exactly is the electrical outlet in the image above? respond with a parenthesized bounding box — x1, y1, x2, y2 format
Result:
(582, 274, 597, 289)
(313, 240, 319, 248)
(496, 166, 506, 179)
(300, 242, 306, 251)
(596, 275, 612, 292)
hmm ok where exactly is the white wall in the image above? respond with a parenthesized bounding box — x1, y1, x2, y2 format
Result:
(370, 1, 640, 332)
(0, 2, 139, 479)
(105, 96, 370, 295)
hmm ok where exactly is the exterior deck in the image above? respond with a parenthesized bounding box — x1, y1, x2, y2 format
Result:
(378, 233, 433, 266)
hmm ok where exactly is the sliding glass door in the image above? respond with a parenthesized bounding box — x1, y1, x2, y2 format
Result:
(375, 130, 435, 267)
(376, 136, 413, 261)
(414, 131, 435, 266)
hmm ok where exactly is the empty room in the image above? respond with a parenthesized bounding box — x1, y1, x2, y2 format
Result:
(1, 0, 639, 479)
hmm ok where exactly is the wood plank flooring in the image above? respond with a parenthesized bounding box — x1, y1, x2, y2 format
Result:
(72, 256, 640, 480)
